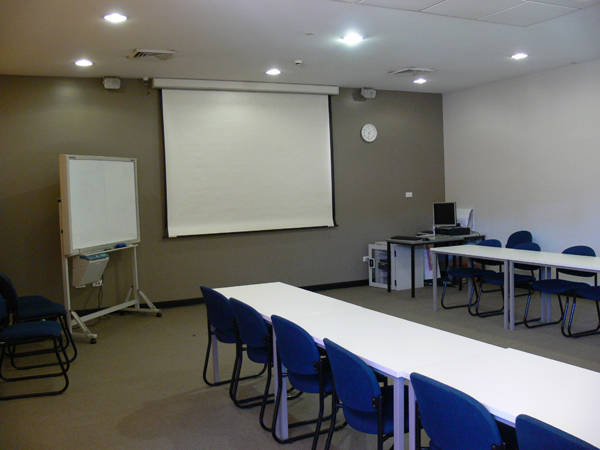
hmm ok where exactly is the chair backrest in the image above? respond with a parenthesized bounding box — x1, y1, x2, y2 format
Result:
(200, 286, 237, 343)
(516, 414, 599, 450)
(558, 246, 597, 279)
(472, 239, 503, 267)
(410, 372, 503, 450)
(0, 273, 20, 315)
(506, 230, 533, 249)
(514, 242, 541, 271)
(229, 298, 269, 349)
(323, 338, 381, 413)
(271, 315, 320, 376)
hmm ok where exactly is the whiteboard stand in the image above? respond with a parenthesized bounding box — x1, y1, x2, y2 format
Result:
(61, 245, 161, 344)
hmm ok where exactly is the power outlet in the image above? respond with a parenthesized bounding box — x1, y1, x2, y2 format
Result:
(92, 280, 103, 287)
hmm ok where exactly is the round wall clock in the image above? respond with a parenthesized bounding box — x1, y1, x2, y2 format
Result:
(361, 123, 377, 142)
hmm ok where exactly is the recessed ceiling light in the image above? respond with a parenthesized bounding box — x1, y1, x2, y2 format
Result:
(266, 68, 281, 75)
(75, 59, 93, 67)
(342, 33, 363, 45)
(511, 53, 528, 60)
(414, 78, 427, 84)
(104, 13, 127, 23)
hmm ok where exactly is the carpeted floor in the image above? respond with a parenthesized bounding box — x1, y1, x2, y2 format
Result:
(2, 284, 599, 449)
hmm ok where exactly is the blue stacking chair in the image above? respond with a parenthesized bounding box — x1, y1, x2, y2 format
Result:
(440, 240, 500, 310)
(564, 284, 600, 338)
(323, 338, 408, 450)
(516, 414, 599, 450)
(229, 298, 275, 431)
(0, 273, 77, 366)
(463, 239, 504, 317)
(0, 295, 70, 400)
(506, 230, 533, 249)
(200, 286, 267, 387)
(476, 242, 540, 323)
(411, 372, 508, 450)
(522, 246, 596, 331)
(270, 315, 343, 449)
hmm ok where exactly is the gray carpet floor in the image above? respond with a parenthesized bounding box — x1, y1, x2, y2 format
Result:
(2, 284, 600, 449)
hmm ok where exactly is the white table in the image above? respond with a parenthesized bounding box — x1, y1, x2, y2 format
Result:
(217, 283, 499, 450)
(409, 348, 600, 448)
(431, 245, 600, 330)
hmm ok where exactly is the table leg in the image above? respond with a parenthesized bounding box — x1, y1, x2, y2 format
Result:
(409, 381, 417, 450)
(411, 246, 416, 298)
(394, 377, 405, 450)
(387, 241, 392, 293)
(507, 261, 515, 331)
(272, 332, 289, 439)
(541, 266, 551, 322)
(433, 254, 439, 311)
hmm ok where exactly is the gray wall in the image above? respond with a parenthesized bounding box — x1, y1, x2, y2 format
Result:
(0, 75, 444, 307)
(444, 59, 600, 252)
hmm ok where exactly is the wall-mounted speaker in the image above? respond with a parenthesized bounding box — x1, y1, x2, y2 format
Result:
(103, 77, 121, 90)
(360, 88, 376, 99)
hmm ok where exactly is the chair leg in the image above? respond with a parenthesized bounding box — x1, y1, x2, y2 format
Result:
(474, 283, 504, 318)
(0, 337, 70, 401)
(523, 292, 564, 328)
(441, 278, 473, 310)
(564, 296, 600, 338)
(324, 390, 340, 450)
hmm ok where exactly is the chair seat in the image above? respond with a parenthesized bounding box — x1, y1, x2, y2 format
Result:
(0, 320, 62, 343)
(16, 301, 67, 321)
(482, 272, 535, 286)
(575, 285, 600, 301)
(447, 267, 486, 279)
(531, 279, 588, 294)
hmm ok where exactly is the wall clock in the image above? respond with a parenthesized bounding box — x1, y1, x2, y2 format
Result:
(361, 123, 377, 142)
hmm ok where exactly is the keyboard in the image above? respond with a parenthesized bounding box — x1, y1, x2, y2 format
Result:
(390, 235, 422, 241)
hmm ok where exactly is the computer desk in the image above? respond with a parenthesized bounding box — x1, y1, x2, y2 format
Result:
(217, 282, 499, 450)
(409, 348, 600, 448)
(431, 245, 600, 330)
(386, 233, 484, 297)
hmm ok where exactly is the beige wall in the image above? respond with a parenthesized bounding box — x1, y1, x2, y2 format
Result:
(443, 59, 600, 252)
(0, 75, 444, 307)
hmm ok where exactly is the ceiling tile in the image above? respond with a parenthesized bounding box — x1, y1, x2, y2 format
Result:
(480, 1, 577, 26)
(423, 0, 524, 20)
(533, 0, 600, 8)
(358, 0, 445, 11)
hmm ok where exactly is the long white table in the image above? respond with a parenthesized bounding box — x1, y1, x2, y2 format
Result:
(431, 245, 600, 330)
(410, 348, 600, 448)
(217, 282, 499, 450)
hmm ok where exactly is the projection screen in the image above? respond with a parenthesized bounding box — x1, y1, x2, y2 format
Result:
(161, 88, 335, 237)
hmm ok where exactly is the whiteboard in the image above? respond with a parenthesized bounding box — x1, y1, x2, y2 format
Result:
(59, 155, 140, 256)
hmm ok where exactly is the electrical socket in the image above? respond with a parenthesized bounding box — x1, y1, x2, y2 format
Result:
(93, 280, 103, 287)
(363, 256, 369, 262)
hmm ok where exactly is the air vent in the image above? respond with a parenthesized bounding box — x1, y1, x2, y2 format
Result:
(128, 49, 176, 61)
(389, 67, 434, 76)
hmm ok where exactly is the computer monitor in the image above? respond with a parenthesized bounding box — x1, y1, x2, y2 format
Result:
(433, 202, 458, 228)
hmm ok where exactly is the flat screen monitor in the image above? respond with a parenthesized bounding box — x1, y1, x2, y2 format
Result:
(433, 202, 458, 228)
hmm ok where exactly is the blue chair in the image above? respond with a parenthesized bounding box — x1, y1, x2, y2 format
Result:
(0, 295, 70, 400)
(0, 273, 77, 366)
(229, 297, 275, 431)
(271, 315, 342, 448)
(200, 286, 266, 387)
(516, 414, 599, 450)
(323, 338, 408, 450)
(411, 372, 507, 450)
(564, 284, 600, 338)
(522, 246, 596, 331)
(440, 240, 500, 310)
(463, 239, 504, 317)
(476, 242, 540, 322)
(506, 230, 533, 249)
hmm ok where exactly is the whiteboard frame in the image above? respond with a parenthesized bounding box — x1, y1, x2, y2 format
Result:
(59, 154, 141, 256)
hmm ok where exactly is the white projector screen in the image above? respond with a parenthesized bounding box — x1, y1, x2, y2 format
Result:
(161, 89, 335, 237)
